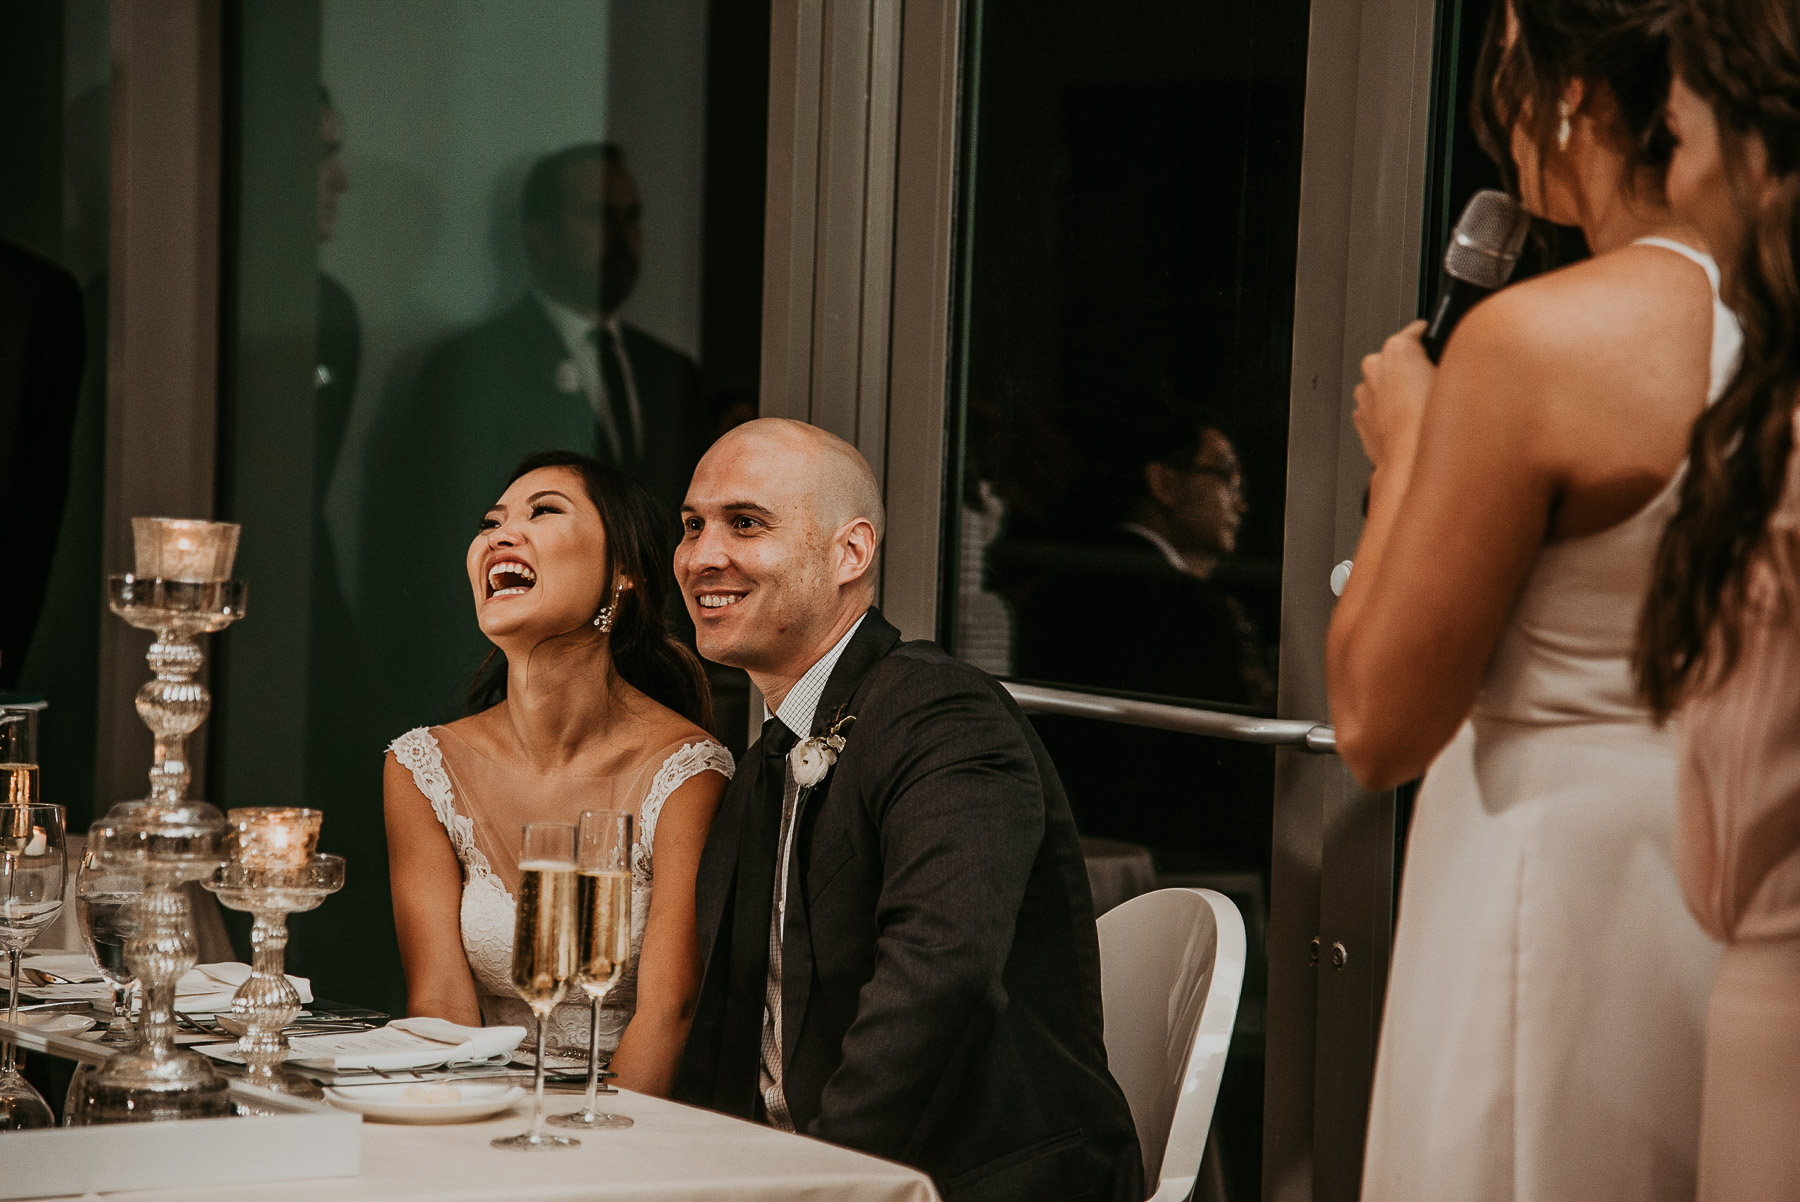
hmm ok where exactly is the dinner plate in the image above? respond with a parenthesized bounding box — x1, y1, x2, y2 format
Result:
(12, 1012, 97, 1035)
(322, 1081, 525, 1124)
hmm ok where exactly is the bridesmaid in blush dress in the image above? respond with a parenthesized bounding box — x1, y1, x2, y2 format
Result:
(1640, 5, 1800, 1195)
(1329, 2, 1734, 1196)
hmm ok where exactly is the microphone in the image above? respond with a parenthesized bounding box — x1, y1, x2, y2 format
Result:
(1357, 190, 1531, 521)
(1420, 188, 1530, 363)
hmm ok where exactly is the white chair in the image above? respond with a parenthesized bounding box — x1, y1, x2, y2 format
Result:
(1097, 887, 1246, 1202)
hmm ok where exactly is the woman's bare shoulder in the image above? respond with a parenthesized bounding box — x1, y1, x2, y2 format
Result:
(1458, 242, 1713, 368)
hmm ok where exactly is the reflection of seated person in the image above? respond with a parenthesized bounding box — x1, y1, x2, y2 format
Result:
(358, 141, 702, 726)
(0, 239, 85, 687)
(1013, 415, 1273, 707)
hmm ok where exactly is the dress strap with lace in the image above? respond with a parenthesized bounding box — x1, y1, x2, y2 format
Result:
(391, 728, 734, 1051)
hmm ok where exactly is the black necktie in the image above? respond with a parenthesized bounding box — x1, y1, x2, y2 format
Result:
(588, 327, 637, 467)
(718, 715, 795, 1115)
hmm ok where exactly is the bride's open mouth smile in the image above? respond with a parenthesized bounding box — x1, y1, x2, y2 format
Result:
(486, 558, 537, 599)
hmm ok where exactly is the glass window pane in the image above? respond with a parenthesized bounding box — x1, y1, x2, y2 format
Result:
(3, 0, 112, 831)
(948, 2, 1310, 1195)
(215, 0, 768, 1010)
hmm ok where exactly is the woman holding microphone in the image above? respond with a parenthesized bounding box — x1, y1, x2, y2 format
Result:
(1639, 2, 1800, 1194)
(1327, 1, 1737, 1196)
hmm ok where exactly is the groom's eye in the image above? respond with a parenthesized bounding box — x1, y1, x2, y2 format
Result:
(731, 515, 762, 531)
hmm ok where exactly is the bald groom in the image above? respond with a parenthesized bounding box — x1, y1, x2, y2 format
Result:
(671, 420, 1142, 1202)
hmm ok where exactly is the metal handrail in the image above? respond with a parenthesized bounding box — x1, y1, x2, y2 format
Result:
(1002, 682, 1338, 754)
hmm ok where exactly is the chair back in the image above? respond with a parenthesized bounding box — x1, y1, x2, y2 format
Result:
(1096, 887, 1246, 1202)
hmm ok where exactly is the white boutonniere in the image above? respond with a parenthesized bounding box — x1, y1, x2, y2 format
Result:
(789, 709, 856, 790)
(554, 358, 581, 394)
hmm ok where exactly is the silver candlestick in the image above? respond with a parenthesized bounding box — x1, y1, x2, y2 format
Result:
(75, 518, 247, 1124)
(205, 813, 342, 1099)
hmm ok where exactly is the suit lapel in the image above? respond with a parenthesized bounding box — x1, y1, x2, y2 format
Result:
(780, 608, 902, 1074)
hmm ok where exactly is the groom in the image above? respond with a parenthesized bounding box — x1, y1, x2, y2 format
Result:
(672, 419, 1142, 1202)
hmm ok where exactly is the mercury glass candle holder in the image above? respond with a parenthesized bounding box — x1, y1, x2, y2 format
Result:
(204, 854, 344, 1099)
(76, 518, 249, 1123)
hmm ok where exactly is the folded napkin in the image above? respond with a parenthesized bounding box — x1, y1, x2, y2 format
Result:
(177, 962, 314, 1011)
(285, 1017, 527, 1072)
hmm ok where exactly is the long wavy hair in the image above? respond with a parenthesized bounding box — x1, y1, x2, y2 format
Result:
(1470, 0, 1679, 267)
(1636, 0, 1800, 718)
(466, 450, 712, 729)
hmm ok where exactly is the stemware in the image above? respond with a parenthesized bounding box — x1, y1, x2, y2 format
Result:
(0, 799, 67, 1131)
(549, 810, 634, 1131)
(75, 827, 143, 1047)
(491, 821, 579, 1151)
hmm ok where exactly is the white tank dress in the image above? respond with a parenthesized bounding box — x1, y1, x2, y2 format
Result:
(1360, 239, 1739, 1200)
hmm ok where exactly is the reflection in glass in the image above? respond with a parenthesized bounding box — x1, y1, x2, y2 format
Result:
(947, 2, 1310, 1195)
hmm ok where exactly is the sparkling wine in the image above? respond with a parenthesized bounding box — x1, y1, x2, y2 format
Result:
(0, 763, 38, 804)
(573, 870, 632, 999)
(77, 893, 137, 984)
(511, 860, 576, 1014)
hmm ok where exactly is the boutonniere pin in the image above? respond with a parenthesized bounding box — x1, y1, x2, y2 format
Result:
(789, 708, 856, 790)
(554, 358, 581, 394)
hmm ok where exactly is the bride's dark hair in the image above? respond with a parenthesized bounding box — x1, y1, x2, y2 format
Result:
(465, 450, 712, 728)
(1636, 0, 1800, 718)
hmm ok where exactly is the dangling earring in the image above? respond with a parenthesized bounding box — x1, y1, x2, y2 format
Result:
(1556, 99, 1573, 152)
(591, 578, 626, 633)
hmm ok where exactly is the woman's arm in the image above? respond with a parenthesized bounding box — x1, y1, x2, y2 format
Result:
(606, 767, 728, 1096)
(1327, 303, 1561, 790)
(383, 751, 483, 1025)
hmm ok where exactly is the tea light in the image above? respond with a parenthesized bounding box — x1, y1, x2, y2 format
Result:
(228, 808, 321, 869)
(132, 517, 241, 582)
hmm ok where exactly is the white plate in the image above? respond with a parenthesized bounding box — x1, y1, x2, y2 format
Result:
(322, 1081, 525, 1124)
(12, 1012, 96, 1035)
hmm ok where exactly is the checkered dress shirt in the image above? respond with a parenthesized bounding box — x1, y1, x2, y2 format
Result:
(758, 613, 866, 1130)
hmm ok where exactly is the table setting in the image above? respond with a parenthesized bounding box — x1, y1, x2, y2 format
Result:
(0, 515, 939, 1201)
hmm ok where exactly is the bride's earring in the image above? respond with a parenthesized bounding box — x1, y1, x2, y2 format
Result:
(1556, 99, 1573, 151)
(591, 579, 627, 633)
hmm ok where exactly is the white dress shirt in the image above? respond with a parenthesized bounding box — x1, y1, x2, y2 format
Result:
(759, 611, 867, 1129)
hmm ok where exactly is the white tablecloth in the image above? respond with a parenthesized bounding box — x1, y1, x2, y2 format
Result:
(52, 1088, 940, 1202)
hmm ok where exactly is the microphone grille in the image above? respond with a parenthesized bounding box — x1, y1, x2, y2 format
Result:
(1443, 189, 1530, 291)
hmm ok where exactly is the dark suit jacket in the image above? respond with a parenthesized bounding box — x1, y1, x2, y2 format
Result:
(676, 609, 1144, 1202)
(355, 295, 703, 727)
(1012, 527, 1273, 708)
(0, 240, 85, 688)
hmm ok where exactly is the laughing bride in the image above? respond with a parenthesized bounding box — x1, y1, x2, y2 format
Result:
(383, 450, 731, 1096)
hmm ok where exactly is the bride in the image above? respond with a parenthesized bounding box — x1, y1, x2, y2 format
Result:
(384, 450, 731, 1096)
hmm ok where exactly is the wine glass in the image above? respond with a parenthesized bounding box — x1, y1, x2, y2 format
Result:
(75, 826, 143, 1046)
(0, 793, 66, 1131)
(549, 810, 634, 1131)
(491, 821, 579, 1151)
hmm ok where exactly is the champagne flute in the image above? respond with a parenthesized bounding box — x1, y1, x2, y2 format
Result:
(0, 792, 66, 1131)
(491, 821, 579, 1151)
(549, 810, 634, 1130)
(75, 826, 143, 1046)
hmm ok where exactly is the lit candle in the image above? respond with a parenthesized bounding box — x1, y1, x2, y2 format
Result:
(228, 808, 321, 869)
(132, 517, 242, 583)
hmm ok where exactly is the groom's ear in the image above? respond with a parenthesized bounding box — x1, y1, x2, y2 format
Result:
(835, 517, 880, 591)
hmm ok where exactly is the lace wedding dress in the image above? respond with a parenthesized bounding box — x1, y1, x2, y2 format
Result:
(391, 725, 734, 1050)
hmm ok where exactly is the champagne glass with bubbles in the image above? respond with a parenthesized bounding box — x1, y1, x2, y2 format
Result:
(492, 821, 579, 1151)
(550, 810, 634, 1131)
(0, 794, 66, 1131)
(76, 826, 143, 1046)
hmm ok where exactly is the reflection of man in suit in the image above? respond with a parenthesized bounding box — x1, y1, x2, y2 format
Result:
(358, 141, 702, 726)
(673, 420, 1142, 1202)
(316, 87, 360, 495)
(1013, 411, 1272, 707)
(0, 240, 85, 688)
